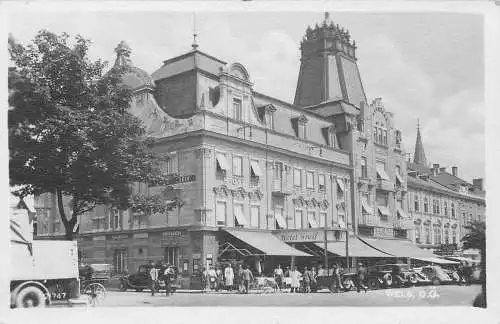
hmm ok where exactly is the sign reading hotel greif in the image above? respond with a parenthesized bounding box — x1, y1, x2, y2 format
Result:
(165, 174, 196, 185)
(277, 229, 342, 243)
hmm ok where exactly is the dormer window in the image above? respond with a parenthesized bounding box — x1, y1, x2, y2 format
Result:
(292, 115, 308, 139)
(322, 125, 336, 148)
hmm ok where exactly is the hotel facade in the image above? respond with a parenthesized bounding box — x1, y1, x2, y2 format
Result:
(33, 14, 482, 288)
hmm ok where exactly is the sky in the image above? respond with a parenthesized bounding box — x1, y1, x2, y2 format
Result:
(7, 10, 485, 182)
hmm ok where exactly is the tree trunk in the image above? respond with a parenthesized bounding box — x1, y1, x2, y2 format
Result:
(56, 189, 73, 241)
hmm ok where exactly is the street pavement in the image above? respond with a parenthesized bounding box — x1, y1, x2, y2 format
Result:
(84, 284, 481, 307)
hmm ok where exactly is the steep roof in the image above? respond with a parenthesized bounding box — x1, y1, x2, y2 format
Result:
(152, 50, 226, 81)
(413, 122, 427, 165)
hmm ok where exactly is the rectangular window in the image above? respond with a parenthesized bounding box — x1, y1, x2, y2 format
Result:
(274, 206, 285, 229)
(451, 204, 455, 217)
(164, 247, 179, 269)
(414, 194, 419, 212)
(424, 198, 429, 213)
(233, 156, 243, 177)
(234, 203, 245, 227)
(216, 201, 227, 225)
(267, 113, 274, 130)
(318, 174, 326, 191)
(233, 98, 242, 121)
(361, 157, 368, 178)
(383, 130, 388, 145)
(250, 205, 259, 228)
(273, 162, 282, 179)
(299, 123, 306, 139)
(293, 168, 302, 187)
(376, 190, 388, 206)
(307, 211, 317, 228)
(425, 225, 431, 244)
(319, 211, 327, 228)
(306, 171, 314, 189)
(113, 249, 128, 274)
(295, 210, 303, 229)
(415, 227, 421, 244)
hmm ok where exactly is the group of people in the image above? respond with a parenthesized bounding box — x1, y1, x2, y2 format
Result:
(201, 264, 255, 294)
(149, 261, 177, 296)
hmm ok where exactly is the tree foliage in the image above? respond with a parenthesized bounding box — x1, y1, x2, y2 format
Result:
(9, 30, 174, 240)
(461, 220, 486, 308)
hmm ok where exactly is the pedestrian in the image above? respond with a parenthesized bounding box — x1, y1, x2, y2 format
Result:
(317, 264, 326, 276)
(241, 265, 254, 294)
(208, 266, 217, 291)
(201, 267, 209, 292)
(149, 262, 159, 296)
(273, 264, 284, 292)
(303, 267, 311, 293)
(355, 262, 367, 293)
(216, 266, 224, 291)
(457, 262, 465, 286)
(163, 264, 175, 296)
(463, 262, 472, 286)
(236, 264, 244, 293)
(391, 265, 405, 287)
(290, 266, 301, 293)
(224, 263, 234, 291)
(333, 263, 343, 292)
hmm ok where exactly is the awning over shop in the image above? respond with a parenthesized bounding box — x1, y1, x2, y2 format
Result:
(216, 153, 229, 171)
(250, 161, 263, 177)
(413, 257, 459, 265)
(223, 228, 311, 257)
(314, 237, 392, 257)
(336, 178, 345, 192)
(362, 200, 373, 215)
(234, 207, 248, 226)
(377, 206, 391, 218)
(376, 165, 391, 181)
(308, 213, 319, 228)
(397, 207, 410, 219)
(359, 237, 436, 259)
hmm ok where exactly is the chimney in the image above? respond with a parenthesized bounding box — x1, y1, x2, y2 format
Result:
(452, 166, 458, 177)
(472, 178, 484, 191)
(439, 167, 446, 174)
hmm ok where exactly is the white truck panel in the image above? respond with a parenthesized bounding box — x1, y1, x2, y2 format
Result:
(11, 240, 79, 281)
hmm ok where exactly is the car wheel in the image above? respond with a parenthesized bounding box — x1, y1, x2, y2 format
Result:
(343, 279, 353, 291)
(367, 278, 380, 290)
(432, 278, 441, 286)
(409, 274, 418, 285)
(329, 283, 337, 293)
(15, 286, 47, 308)
(383, 274, 393, 288)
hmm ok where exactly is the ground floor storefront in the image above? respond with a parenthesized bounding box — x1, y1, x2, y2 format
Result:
(77, 226, 444, 289)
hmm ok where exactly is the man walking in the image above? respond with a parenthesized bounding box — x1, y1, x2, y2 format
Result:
(355, 263, 368, 293)
(290, 266, 301, 293)
(273, 264, 284, 292)
(149, 262, 159, 296)
(164, 264, 175, 296)
(241, 265, 254, 294)
(303, 267, 312, 293)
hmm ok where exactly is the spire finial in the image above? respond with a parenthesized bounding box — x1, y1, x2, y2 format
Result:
(417, 118, 420, 130)
(192, 11, 199, 50)
(414, 118, 427, 166)
(325, 11, 330, 21)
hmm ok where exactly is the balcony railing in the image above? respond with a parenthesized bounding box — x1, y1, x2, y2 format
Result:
(272, 178, 291, 196)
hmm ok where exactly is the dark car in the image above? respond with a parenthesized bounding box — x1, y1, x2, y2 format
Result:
(414, 266, 453, 286)
(366, 264, 419, 289)
(119, 264, 181, 292)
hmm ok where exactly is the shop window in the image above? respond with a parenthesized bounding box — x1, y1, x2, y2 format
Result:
(164, 247, 179, 269)
(216, 201, 227, 226)
(306, 171, 314, 189)
(233, 98, 242, 121)
(114, 249, 128, 274)
(318, 174, 326, 191)
(293, 168, 302, 187)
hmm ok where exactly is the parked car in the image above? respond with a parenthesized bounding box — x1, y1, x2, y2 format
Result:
(366, 264, 419, 289)
(414, 265, 453, 286)
(119, 264, 181, 292)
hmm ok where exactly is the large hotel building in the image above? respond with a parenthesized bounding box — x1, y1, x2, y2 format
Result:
(33, 14, 485, 288)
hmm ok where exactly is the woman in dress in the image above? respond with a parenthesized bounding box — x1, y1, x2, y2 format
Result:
(224, 263, 234, 291)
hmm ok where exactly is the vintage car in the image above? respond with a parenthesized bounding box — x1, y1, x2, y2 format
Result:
(79, 263, 113, 283)
(413, 265, 453, 286)
(365, 264, 420, 289)
(119, 264, 181, 292)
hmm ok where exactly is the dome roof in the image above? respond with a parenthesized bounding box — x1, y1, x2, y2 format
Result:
(112, 41, 155, 91)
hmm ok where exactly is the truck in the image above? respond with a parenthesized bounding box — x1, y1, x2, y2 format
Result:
(10, 192, 83, 308)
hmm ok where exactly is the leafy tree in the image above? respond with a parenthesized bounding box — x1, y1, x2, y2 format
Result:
(9, 30, 175, 240)
(461, 220, 486, 308)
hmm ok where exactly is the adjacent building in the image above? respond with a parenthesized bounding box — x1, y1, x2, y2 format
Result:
(406, 123, 485, 255)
